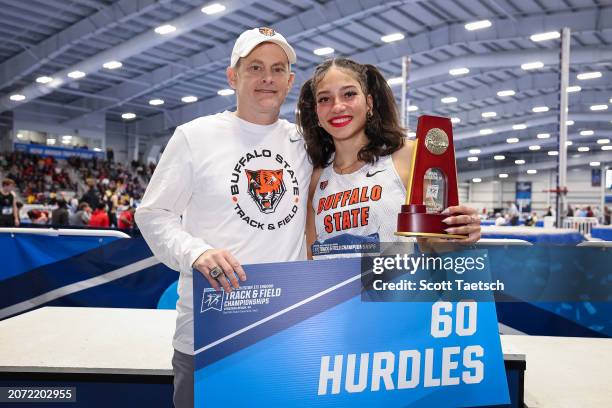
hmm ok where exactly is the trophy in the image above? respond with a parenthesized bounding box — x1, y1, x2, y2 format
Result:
(396, 115, 467, 239)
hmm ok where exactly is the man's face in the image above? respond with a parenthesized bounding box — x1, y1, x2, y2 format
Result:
(227, 43, 295, 115)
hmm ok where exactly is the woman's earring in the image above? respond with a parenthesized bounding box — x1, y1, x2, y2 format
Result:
(366, 111, 373, 120)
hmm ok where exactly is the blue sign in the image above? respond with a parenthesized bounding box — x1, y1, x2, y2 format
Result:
(515, 181, 532, 213)
(193, 257, 509, 407)
(14, 142, 105, 160)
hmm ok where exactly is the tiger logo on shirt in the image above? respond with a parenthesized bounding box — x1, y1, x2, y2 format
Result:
(245, 169, 286, 214)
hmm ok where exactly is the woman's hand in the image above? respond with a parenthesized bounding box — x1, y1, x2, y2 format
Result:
(441, 205, 481, 243)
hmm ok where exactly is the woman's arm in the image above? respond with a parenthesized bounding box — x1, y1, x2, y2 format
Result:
(306, 167, 323, 260)
(391, 139, 415, 190)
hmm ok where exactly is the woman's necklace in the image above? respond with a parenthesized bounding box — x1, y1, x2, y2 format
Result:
(333, 158, 362, 175)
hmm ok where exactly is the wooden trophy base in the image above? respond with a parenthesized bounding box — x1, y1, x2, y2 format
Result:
(395, 204, 467, 239)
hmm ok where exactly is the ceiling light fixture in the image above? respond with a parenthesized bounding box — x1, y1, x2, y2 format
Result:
(497, 89, 516, 97)
(449, 67, 470, 76)
(103, 61, 122, 70)
(36, 76, 53, 84)
(381, 33, 405, 43)
(521, 61, 544, 70)
(577, 71, 602, 80)
(181, 95, 198, 103)
(155, 24, 176, 35)
(67, 70, 86, 79)
(464, 20, 492, 31)
(530, 31, 560, 42)
(590, 104, 608, 111)
(201, 3, 226, 14)
(314, 47, 334, 56)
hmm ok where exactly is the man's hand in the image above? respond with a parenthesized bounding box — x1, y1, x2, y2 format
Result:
(192, 249, 246, 293)
(441, 205, 481, 243)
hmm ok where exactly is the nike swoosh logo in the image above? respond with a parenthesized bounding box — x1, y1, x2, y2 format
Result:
(289, 138, 301, 143)
(366, 169, 386, 177)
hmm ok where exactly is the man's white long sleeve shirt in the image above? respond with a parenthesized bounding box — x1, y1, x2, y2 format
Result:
(135, 111, 312, 354)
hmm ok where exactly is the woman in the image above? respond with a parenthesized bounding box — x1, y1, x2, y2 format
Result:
(296, 58, 480, 259)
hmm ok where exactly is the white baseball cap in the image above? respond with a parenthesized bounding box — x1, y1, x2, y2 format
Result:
(230, 27, 297, 68)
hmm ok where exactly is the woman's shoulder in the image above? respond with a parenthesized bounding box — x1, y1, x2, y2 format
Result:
(391, 138, 415, 162)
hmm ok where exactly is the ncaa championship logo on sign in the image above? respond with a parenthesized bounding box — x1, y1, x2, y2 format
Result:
(200, 288, 224, 313)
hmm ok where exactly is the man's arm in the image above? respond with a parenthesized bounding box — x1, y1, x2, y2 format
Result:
(12, 192, 19, 227)
(135, 128, 245, 292)
(135, 128, 211, 272)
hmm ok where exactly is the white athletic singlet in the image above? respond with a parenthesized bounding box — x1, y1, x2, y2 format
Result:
(311, 154, 409, 258)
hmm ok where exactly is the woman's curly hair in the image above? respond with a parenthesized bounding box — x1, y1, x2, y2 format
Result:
(296, 58, 405, 168)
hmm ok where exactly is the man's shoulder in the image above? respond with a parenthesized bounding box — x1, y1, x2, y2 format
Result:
(177, 112, 228, 136)
(275, 120, 304, 143)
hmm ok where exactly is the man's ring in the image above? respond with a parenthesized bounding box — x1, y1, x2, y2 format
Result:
(209, 266, 223, 279)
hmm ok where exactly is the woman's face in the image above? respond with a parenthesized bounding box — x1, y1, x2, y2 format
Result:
(315, 67, 372, 142)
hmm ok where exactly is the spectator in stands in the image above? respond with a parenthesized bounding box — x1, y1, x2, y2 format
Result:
(107, 148, 114, 163)
(586, 206, 594, 217)
(105, 186, 120, 227)
(89, 202, 110, 228)
(51, 199, 70, 226)
(27, 209, 48, 224)
(505, 201, 519, 226)
(604, 206, 611, 225)
(118, 206, 135, 230)
(70, 202, 92, 226)
(545, 206, 553, 216)
(525, 211, 538, 227)
(0, 178, 19, 227)
(576, 206, 587, 217)
(81, 178, 101, 209)
(567, 205, 574, 217)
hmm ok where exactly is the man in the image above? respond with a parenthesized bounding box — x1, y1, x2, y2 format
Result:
(89, 202, 110, 227)
(51, 198, 70, 226)
(506, 200, 519, 225)
(70, 202, 92, 226)
(135, 28, 311, 408)
(117, 206, 135, 229)
(0, 178, 19, 227)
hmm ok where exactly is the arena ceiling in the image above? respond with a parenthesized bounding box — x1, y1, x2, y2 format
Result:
(0, 0, 610, 180)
